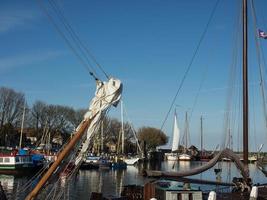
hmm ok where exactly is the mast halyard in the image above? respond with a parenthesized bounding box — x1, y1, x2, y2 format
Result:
(242, 0, 249, 167)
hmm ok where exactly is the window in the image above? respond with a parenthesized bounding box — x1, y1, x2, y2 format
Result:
(4, 158, 10, 163)
(0, 158, 3, 163)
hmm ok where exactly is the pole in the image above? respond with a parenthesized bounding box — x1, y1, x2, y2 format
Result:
(101, 120, 104, 153)
(19, 104, 26, 149)
(242, 0, 249, 166)
(121, 100, 124, 154)
(200, 116, 203, 156)
(185, 112, 188, 149)
(25, 117, 94, 200)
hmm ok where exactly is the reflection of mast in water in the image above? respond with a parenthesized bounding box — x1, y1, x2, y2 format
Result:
(0, 175, 14, 199)
(98, 171, 103, 193)
(178, 161, 191, 171)
(114, 170, 125, 196)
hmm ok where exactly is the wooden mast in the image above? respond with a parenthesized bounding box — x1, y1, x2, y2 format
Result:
(25, 117, 94, 200)
(242, 0, 249, 166)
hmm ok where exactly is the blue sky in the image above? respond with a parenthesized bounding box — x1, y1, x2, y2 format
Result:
(1, 0, 267, 151)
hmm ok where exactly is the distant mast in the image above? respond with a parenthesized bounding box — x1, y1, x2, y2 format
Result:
(242, 0, 248, 166)
(200, 116, 203, 156)
(171, 109, 180, 152)
(185, 112, 189, 149)
(121, 100, 124, 154)
(19, 104, 26, 149)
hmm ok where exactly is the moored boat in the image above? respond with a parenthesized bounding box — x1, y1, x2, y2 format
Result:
(111, 161, 127, 169)
(0, 149, 43, 175)
(166, 153, 179, 161)
(166, 110, 180, 161)
(80, 154, 111, 170)
(111, 156, 127, 169)
(178, 153, 191, 161)
(124, 157, 139, 165)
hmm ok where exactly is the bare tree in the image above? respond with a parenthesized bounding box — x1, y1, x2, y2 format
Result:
(97, 117, 135, 153)
(0, 87, 26, 127)
(0, 87, 26, 145)
(67, 108, 87, 128)
(29, 101, 87, 145)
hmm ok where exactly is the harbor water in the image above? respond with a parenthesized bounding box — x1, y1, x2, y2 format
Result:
(1, 160, 267, 199)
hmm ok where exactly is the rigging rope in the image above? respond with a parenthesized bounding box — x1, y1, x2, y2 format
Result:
(48, 0, 110, 79)
(123, 102, 142, 153)
(250, 0, 267, 133)
(221, 2, 242, 150)
(37, 0, 105, 81)
(160, 0, 221, 130)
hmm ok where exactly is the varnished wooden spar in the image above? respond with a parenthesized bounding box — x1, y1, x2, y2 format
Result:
(25, 117, 94, 200)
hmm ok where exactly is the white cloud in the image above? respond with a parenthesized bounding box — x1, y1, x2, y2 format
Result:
(0, 9, 39, 33)
(0, 50, 66, 72)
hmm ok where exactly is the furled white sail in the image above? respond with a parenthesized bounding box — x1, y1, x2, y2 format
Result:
(171, 112, 179, 152)
(75, 77, 123, 165)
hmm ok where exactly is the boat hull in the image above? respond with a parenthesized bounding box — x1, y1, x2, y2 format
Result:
(166, 153, 179, 161)
(0, 165, 41, 175)
(111, 162, 127, 169)
(178, 154, 191, 161)
(124, 158, 139, 165)
(167, 155, 178, 161)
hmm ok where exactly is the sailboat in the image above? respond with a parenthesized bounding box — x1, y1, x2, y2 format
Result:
(178, 112, 191, 161)
(111, 101, 127, 169)
(166, 110, 180, 161)
(198, 116, 213, 161)
(80, 121, 111, 170)
(0, 104, 44, 174)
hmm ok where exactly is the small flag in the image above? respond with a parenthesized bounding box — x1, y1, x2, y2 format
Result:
(258, 29, 267, 39)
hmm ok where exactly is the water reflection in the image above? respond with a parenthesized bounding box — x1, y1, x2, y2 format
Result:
(3, 161, 267, 199)
(0, 175, 14, 191)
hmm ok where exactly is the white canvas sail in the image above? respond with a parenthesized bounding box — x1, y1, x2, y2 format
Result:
(171, 112, 179, 152)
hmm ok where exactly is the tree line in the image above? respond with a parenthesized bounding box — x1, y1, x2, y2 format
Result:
(0, 87, 168, 152)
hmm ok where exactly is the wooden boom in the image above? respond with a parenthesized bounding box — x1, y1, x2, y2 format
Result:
(25, 117, 94, 200)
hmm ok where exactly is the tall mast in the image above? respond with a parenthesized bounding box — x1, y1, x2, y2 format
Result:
(185, 112, 188, 149)
(243, 0, 249, 166)
(19, 104, 26, 149)
(200, 116, 203, 156)
(101, 120, 104, 153)
(121, 100, 124, 154)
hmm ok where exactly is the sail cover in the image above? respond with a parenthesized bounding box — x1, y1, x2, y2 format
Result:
(75, 77, 122, 165)
(171, 112, 179, 152)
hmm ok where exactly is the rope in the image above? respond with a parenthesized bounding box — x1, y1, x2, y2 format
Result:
(17, 162, 51, 194)
(37, 0, 99, 80)
(188, 62, 209, 123)
(160, 0, 221, 130)
(250, 0, 267, 133)
(48, 0, 110, 79)
(220, 1, 242, 149)
(123, 102, 142, 153)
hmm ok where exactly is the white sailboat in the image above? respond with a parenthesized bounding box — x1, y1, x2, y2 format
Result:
(120, 101, 140, 165)
(178, 112, 191, 161)
(166, 110, 180, 161)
